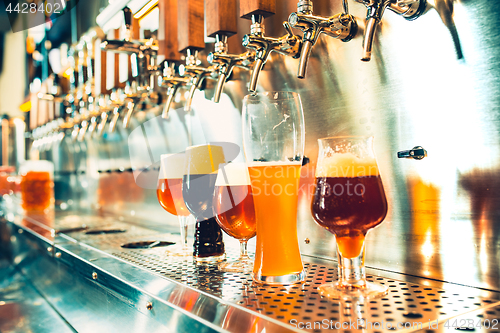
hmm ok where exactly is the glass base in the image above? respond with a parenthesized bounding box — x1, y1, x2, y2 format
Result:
(318, 281, 388, 300)
(252, 270, 306, 285)
(195, 253, 226, 263)
(164, 245, 192, 257)
(218, 257, 253, 273)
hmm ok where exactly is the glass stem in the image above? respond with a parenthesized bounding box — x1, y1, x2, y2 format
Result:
(239, 240, 249, 260)
(336, 244, 366, 289)
(178, 215, 189, 251)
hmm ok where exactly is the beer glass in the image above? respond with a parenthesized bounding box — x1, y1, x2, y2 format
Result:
(20, 160, 54, 213)
(311, 136, 388, 299)
(157, 153, 192, 256)
(242, 91, 306, 284)
(183, 144, 227, 263)
(213, 162, 256, 272)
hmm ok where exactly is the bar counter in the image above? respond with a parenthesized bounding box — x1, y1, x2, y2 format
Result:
(1, 199, 499, 333)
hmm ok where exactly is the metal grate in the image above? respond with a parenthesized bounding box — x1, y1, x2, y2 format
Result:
(110, 248, 500, 333)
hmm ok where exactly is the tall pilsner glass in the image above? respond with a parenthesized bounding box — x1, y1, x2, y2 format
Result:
(157, 153, 192, 256)
(311, 136, 388, 299)
(242, 91, 306, 284)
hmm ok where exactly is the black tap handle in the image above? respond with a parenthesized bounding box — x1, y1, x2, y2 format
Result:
(123, 7, 132, 29)
(397, 146, 427, 160)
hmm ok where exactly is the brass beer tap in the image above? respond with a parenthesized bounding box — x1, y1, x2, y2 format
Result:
(288, 0, 357, 78)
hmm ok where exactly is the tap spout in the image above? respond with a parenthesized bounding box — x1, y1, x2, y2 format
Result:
(361, 17, 379, 62)
(249, 58, 264, 95)
(297, 39, 313, 79)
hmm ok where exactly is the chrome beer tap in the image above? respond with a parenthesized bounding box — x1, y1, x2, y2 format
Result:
(355, 0, 427, 61)
(179, 49, 218, 112)
(207, 35, 255, 103)
(159, 62, 189, 118)
(242, 15, 302, 94)
(101, 7, 160, 128)
(288, 0, 357, 78)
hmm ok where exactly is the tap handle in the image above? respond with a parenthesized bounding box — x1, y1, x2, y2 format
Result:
(397, 146, 427, 160)
(240, 0, 276, 19)
(283, 21, 295, 38)
(158, 0, 182, 61)
(178, 0, 205, 52)
(206, 0, 238, 37)
(123, 7, 132, 30)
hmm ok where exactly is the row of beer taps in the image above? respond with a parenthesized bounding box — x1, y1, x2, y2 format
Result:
(33, 0, 427, 146)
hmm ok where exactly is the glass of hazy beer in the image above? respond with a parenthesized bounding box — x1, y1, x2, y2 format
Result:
(157, 153, 193, 256)
(242, 91, 306, 284)
(311, 136, 388, 299)
(213, 162, 256, 272)
(183, 144, 227, 263)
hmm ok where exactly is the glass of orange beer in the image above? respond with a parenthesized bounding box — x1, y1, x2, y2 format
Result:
(157, 153, 193, 256)
(213, 162, 256, 272)
(242, 91, 306, 284)
(311, 136, 388, 299)
(19, 160, 54, 213)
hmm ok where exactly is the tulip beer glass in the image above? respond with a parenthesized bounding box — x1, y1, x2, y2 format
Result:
(311, 136, 388, 299)
(183, 144, 227, 263)
(157, 153, 193, 256)
(213, 162, 256, 272)
(242, 91, 306, 284)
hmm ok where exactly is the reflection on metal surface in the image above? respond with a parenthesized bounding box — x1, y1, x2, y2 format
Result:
(29, 0, 500, 294)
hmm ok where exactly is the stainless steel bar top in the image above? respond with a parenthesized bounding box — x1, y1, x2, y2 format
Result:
(1, 209, 500, 333)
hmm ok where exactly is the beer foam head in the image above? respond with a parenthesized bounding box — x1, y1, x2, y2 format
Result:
(315, 153, 380, 178)
(215, 163, 251, 186)
(185, 144, 226, 175)
(159, 153, 186, 179)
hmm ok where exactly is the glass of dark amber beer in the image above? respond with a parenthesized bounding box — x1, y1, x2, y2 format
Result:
(157, 153, 193, 256)
(311, 136, 388, 299)
(242, 91, 306, 284)
(213, 162, 256, 272)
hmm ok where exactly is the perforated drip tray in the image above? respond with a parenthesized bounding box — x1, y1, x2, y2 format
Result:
(108, 248, 500, 333)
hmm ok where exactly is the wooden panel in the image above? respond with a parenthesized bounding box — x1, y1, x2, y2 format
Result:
(240, 0, 275, 19)
(158, 0, 182, 61)
(206, 0, 237, 38)
(177, 0, 205, 52)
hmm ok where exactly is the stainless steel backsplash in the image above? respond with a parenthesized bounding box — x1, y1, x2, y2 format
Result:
(49, 0, 500, 291)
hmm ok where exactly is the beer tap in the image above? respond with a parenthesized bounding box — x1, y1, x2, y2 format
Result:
(159, 62, 189, 118)
(179, 50, 218, 112)
(205, 0, 254, 103)
(240, 0, 302, 94)
(177, 0, 218, 112)
(157, 0, 188, 118)
(355, 0, 427, 61)
(101, 7, 160, 128)
(208, 37, 254, 103)
(288, 0, 357, 78)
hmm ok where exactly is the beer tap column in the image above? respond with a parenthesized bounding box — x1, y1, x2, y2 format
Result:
(288, 0, 357, 78)
(240, 0, 302, 94)
(158, 0, 188, 118)
(355, 0, 427, 61)
(178, 0, 217, 112)
(101, 7, 159, 129)
(206, 0, 253, 103)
